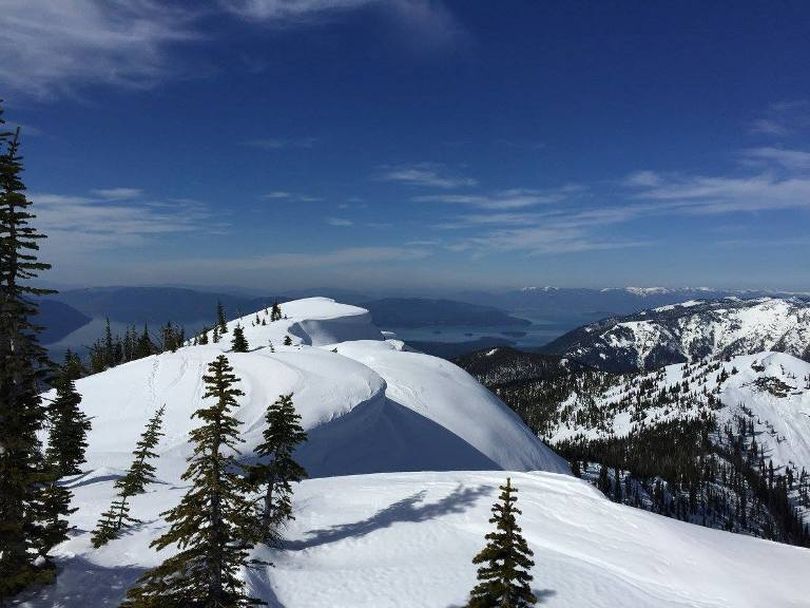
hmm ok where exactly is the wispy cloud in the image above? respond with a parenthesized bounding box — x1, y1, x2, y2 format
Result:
(0, 0, 199, 98)
(741, 147, 810, 171)
(377, 163, 477, 189)
(91, 187, 144, 200)
(160, 246, 431, 273)
(624, 171, 810, 214)
(222, 0, 374, 21)
(261, 191, 322, 202)
(222, 0, 467, 51)
(414, 185, 583, 210)
(326, 217, 353, 226)
(32, 190, 220, 257)
(749, 100, 810, 136)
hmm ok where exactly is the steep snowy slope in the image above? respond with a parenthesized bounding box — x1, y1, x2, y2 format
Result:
(27, 471, 810, 608)
(543, 297, 810, 372)
(547, 352, 810, 474)
(48, 297, 568, 480)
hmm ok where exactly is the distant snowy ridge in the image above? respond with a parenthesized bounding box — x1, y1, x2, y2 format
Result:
(545, 351, 810, 526)
(544, 297, 810, 372)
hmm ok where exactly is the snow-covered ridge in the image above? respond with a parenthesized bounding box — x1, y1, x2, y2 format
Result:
(51, 296, 568, 480)
(545, 296, 810, 372)
(27, 297, 810, 607)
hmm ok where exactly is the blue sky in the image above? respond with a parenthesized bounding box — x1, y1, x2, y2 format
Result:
(3, 1, 810, 292)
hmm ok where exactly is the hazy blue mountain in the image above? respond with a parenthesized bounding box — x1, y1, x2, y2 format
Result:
(360, 298, 530, 328)
(37, 299, 92, 344)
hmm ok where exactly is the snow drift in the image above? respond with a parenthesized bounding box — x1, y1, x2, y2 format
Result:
(26, 297, 810, 607)
(49, 297, 568, 479)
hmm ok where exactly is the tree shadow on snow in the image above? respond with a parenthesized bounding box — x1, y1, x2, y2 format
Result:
(245, 566, 287, 608)
(286, 483, 492, 551)
(13, 555, 146, 607)
(446, 588, 556, 607)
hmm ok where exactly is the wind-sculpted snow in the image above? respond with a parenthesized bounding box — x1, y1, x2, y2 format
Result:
(26, 471, 810, 607)
(26, 297, 810, 607)
(43, 296, 565, 480)
(544, 297, 810, 372)
(217, 296, 384, 347)
(335, 340, 569, 474)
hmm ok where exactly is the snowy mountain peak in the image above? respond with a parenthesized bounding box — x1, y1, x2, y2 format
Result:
(545, 296, 810, 372)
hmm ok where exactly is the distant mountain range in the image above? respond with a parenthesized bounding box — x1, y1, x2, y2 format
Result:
(459, 286, 809, 323)
(542, 297, 810, 372)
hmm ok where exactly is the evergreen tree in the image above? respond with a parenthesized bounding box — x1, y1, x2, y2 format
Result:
(467, 478, 537, 608)
(283, 335, 293, 346)
(231, 325, 249, 353)
(270, 301, 282, 322)
(198, 326, 209, 345)
(161, 322, 183, 353)
(213, 325, 220, 344)
(91, 405, 165, 548)
(0, 104, 57, 599)
(103, 317, 115, 367)
(217, 300, 228, 333)
(121, 357, 262, 607)
(33, 469, 74, 569)
(134, 324, 155, 360)
(45, 364, 91, 477)
(62, 348, 85, 380)
(247, 393, 307, 542)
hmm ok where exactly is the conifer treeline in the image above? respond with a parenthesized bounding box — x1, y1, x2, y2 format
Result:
(0, 103, 90, 601)
(86, 320, 183, 375)
(467, 352, 810, 546)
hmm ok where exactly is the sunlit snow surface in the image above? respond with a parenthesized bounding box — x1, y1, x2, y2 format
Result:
(22, 298, 810, 607)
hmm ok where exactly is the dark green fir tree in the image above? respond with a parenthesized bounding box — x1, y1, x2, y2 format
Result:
(198, 326, 209, 345)
(134, 324, 155, 360)
(283, 335, 293, 346)
(247, 393, 307, 543)
(0, 103, 59, 600)
(45, 363, 91, 477)
(62, 348, 85, 380)
(270, 301, 282, 322)
(92, 405, 165, 548)
(217, 300, 228, 333)
(121, 356, 262, 607)
(467, 478, 537, 608)
(231, 325, 249, 353)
